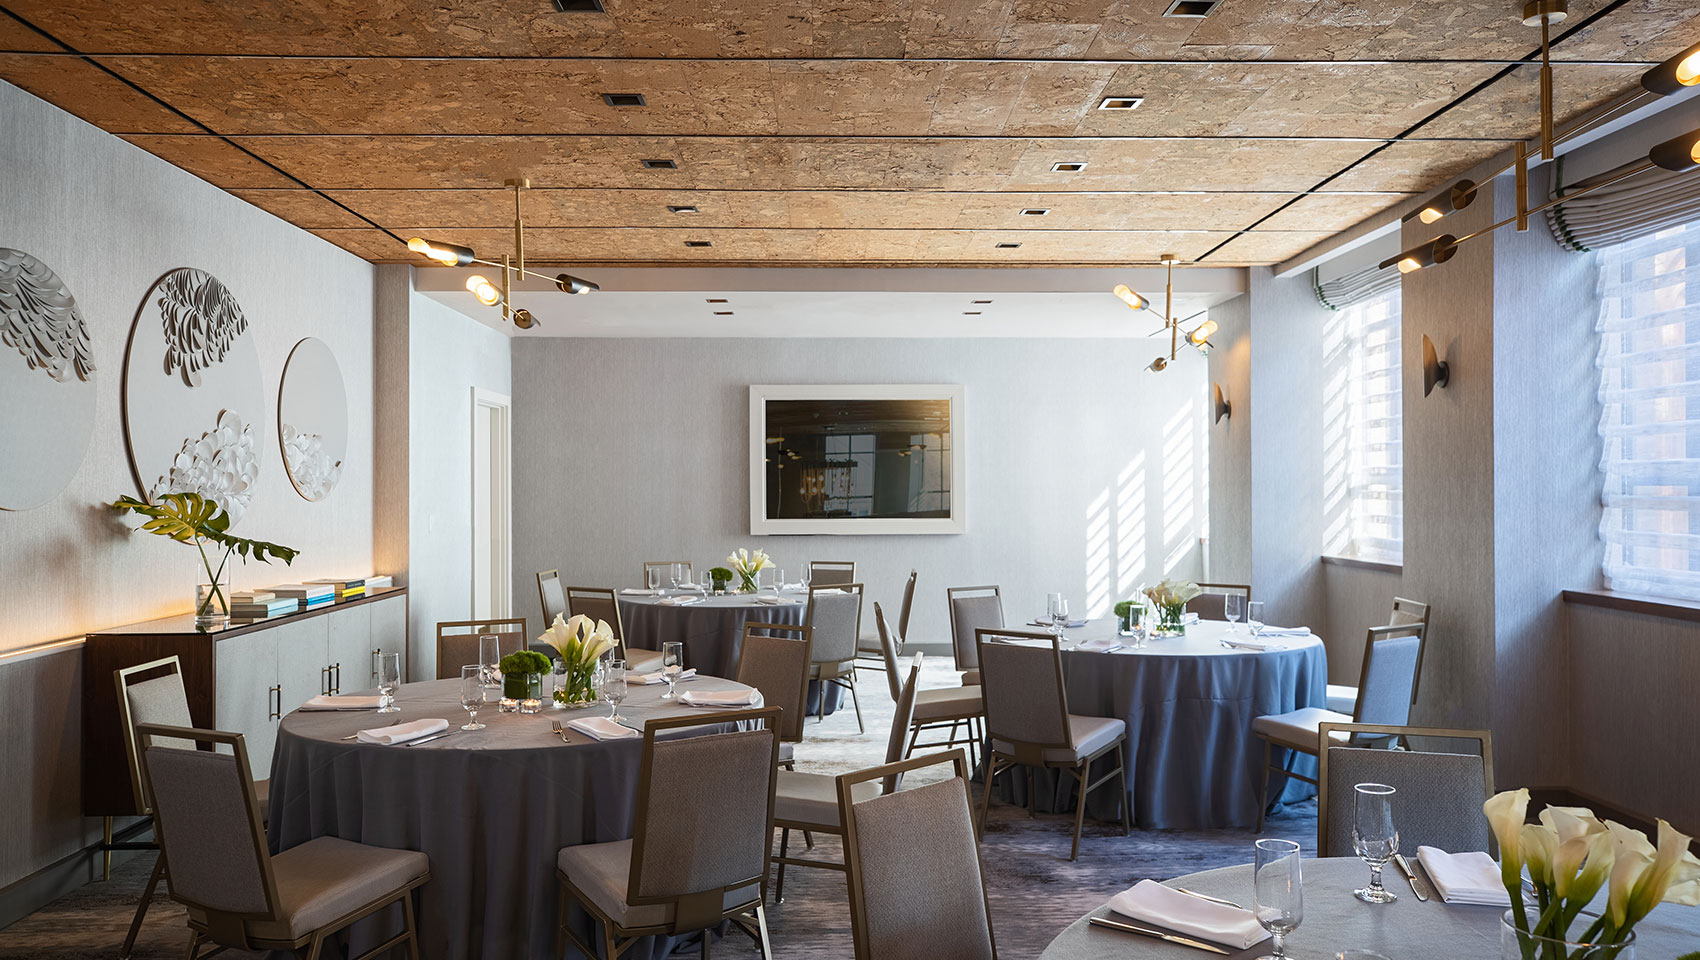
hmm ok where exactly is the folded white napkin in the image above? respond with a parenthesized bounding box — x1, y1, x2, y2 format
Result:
(679, 689, 765, 709)
(812, 588, 846, 595)
(1257, 626, 1312, 637)
(656, 596, 704, 606)
(568, 717, 641, 741)
(636, 667, 698, 685)
(1417, 847, 1512, 906)
(753, 596, 797, 605)
(1181, 612, 1201, 625)
(621, 588, 659, 595)
(357, 718, 447, 745)
(300, 694, 383, 711)
(1075, 637, 1124, 652)
(1031, 618, 1088, 628)
(1221, 637, 1286, 652)
(1108, 880, 1269, 950)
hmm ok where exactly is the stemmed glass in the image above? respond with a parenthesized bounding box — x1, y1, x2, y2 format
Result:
(670, 563, 684, 593)
(648, 566, 663, 594)
(1048, 595, 1070, 636)
(1253, 838, 1303, 960)
(800, 567, 812, 592)
(1352, 783, 1400, 903)
(603, 658, 628, 720)
(661, 642, 685, 699)
(1225, 594, 1244, 633)
(1247, 600, 1266, 638)
(377, 652, 401, 713)
(1046, 593, 1063, 635)
(459, 664, 486, 731)
(478, 634, 502, 694)
(774, 568, 788, 594)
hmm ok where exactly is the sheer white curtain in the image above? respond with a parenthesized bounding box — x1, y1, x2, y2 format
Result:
(1596, 223, 1700, 601)
(1323, 289, 1403, 563)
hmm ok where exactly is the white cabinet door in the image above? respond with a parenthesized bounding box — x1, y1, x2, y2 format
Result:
(369, 595, 409, 683)
(275, 616, 331, 719)
(327, 604, 371, 693)
(215, 627, 279, 779)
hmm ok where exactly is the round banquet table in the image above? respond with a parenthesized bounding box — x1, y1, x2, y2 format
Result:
(1039, 858, 1700, 959)
(617, 589, 842, 714)
(266, 675, 762, 960)
(994, 618, 1326, 830)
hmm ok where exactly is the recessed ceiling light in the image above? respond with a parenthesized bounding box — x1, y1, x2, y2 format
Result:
(994, 242, 1022, 250)
(1163, 0, 1221, 16)
(1098, 96, 1144, 110)
(641, 159, 678, 170)
(668, 204, 699, 214)
(963, 311, 982, 316)
(706, 298, 729, 303)
(685, 240, 712, 248)
(972, 299, 993, 304)
(713, 311, 734, 316)
(1051, 161, 1087, 173)
(550, 0, 604, 11)
(1020, 208, 1050, 216)
(602, 93, 647, 107)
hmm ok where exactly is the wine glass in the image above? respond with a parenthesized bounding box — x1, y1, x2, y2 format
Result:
(661, 642, 684, 699)
(1225, 594, 1244, 633)
(774, 568, 787, 594)
(478, 634, 502, 693)
(1046, 593, 1063, 634)
(1353, 783, 1400, 903)
(670, 563, 683, 593)
(1246, 600, 1266, 638)
(603, 658, 628, 720)
(1254, 838, 1303, 960)
(800, 567, 812, 592)
(648, 566, 662, 593)
(459, 665, 486, 731)
(1053, 597, 1070, 635)
(377, 652, 401, 713)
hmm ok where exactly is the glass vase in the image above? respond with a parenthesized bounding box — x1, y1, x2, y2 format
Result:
(1150, 604, 1186, 638)
(553, 661, 599, 707)
(195, 563, 233, 627)
(737, 571, 759, 593)
(1500, 911, 1634, 960)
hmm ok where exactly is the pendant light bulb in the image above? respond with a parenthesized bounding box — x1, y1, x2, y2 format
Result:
(1680, 50, 1700, 86)
(1112, 284, 1147, 310)
(1649, 129, 1700, 173)
(1643, 42, 1700, 96)
(407, 236, 475, 267)
(1189, 319, 1218, 346)
(1381, 235, 1459, 274)
(466, 275, 501, 306)
(1418, 207, 1444, 224)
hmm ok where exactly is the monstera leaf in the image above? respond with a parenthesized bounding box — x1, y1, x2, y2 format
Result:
(113, 491, 297, 564)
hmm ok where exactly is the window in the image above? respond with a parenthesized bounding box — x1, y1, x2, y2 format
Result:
(1596, 223, 1700, 601)
(1322, 288, 1403, 563)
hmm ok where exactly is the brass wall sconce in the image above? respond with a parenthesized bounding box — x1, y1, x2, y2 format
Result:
(1422, 335, 1451, 397)
(1213, 383, 1232, 423)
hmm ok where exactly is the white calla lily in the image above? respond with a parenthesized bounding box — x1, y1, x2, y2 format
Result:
(1606, 820, 1656, 929)
(1540, 805, 1609, 899)
(1484, 788, 1531, 889)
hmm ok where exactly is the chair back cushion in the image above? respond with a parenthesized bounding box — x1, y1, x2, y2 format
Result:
(848, 778, 994, 960)
(634, 728, 776, 901)
(1323, 746, 1490, 857)
(1185, 592, 1228, 621)
(144, 744, 271, 916)
(810, 562, 856, 586)
(881, 655, 922, 793)
(1357, 634, 1420, 725)
(806, 588, 862, 663)
(538, 572, 566, 624)
(436, 628, 524, 680)
(977, 637, 1068, 748)
(566, 590, 623, 639)
(126, 673, 195, 750)
(949, 593, 1002, 671)
(735, 630, 811, 742)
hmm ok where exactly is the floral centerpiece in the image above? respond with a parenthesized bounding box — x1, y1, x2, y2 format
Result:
(726, 548, 773, 593)
(707, 566, 734, 593)
(112, 492, 297, 626)
(1143, 579, 1201, 637)
(541, 613, 616, 706)
(1484, 788, 1699, 960)
(499, 650, 551, 701)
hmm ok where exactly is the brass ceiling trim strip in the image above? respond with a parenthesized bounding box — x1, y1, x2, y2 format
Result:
(170, 133, 1507, 144)
(238, 187, 1418, 196)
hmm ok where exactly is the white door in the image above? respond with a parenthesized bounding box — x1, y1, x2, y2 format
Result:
(472, 388, 512, 621)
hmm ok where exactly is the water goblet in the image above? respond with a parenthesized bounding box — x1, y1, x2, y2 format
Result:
(1352, 783, 1400, 904)
(661, 642, 684, 699)
(603, 658, 628, 720)
(377, 651, 401, 713)
(459, 664, 486, 731)
(1053, 597, 1071, 635)
(1246, 600, 1266, 638)
(774, 568, 788, 594)
(1253, 838, 1303, 960)
(478, 634, 502, 694)
(648, 566, 663, 593)
(1225, 593, 1244, 633)
(1046, 593, 1063, 635)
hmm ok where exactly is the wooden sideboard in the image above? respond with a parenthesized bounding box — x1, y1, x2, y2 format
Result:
(82, 587, 408, 817)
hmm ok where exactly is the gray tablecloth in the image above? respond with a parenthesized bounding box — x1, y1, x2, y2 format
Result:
(1040, 858, 1700, 959)
(266, 675, 760, 960)
(994, 619, 1326, 829)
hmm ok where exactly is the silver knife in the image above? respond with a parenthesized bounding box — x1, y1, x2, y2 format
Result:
(1394, 853, 1431, 902)
(1088, 916, 1231, 954)
(404, 730, 456, 747)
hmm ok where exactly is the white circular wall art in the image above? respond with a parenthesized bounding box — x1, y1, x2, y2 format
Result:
(0, 249, 97, 511)
(277, 337, 347, 502)
(123, 268, 264, 526)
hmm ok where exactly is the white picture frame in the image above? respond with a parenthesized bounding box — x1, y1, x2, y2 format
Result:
(748, 383, 966, 536)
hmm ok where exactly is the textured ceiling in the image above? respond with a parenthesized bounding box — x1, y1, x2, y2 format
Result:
(1, 0, 1695, 267)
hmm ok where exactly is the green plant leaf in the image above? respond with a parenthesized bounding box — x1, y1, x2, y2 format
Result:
(111, 492, 298, 565)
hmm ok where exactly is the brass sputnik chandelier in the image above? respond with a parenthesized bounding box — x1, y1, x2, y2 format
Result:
(1110, 253, 1217, 372)
(1382, 8, 1700, 275)
(405, 179, 600, 330)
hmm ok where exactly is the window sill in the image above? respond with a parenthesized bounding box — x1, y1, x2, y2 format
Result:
(1561, 589, 1700, 624)
(1320, 555, 1403, 575)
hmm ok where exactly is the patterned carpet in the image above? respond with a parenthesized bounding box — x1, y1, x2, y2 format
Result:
(0, 659, 1316, 959)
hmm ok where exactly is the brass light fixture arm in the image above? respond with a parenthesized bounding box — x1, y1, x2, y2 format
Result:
(1451, 160, 1657, 246)
(1165, 255, 1178, 361)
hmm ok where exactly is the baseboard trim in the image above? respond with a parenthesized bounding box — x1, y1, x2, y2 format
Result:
(0, 819, 153, 931)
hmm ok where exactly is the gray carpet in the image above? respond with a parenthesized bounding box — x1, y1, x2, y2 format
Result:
(0, 659, 1315, 959)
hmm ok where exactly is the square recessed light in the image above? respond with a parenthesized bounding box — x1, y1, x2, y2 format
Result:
(1098, 96, 1144, 110)
(550, 0, 605, 11)
(994, 242, 1022, 250)
(668, 204, 699, 214)
(1020, 208, 1050, 216)
(972, 299, 993, 304)
(1051, 161, 1087, 173)
(706, 298, 729, 303)
(713, 311, 734, 316)
(685, 240, 712, 248)
(963, 311, 982, 316)
(1163, 0, 1220, 16)
(641, 159, 678, 170)
(602, 93, 647, 107)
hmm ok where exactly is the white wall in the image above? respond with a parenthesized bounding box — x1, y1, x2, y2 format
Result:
(510, 337, 1210, 647)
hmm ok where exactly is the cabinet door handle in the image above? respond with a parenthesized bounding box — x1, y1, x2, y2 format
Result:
(332, 663, 341, 694)
(268, 684, 282, 720)
(372, 649, 380, 685)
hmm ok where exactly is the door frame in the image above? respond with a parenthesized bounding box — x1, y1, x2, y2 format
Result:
(471, 387, 513, 620)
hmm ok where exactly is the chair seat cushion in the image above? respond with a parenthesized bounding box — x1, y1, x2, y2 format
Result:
(855, 631, 885, 655)
(778, 742, 794, 765)
(1325, 683, 1358, 715)
(558, 839, 759, 930)
(1252, 707, 1354, 752)
(993, 715, 1125, 764)
(245, 836, 428, 942)
(774, 770, 880, 828)
(960, 669, 980, 686)
(912, 686, 984, 723)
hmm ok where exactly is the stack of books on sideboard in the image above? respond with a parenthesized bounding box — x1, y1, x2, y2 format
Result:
(229, 589, 299, 619)
(228, 576, 396, 619)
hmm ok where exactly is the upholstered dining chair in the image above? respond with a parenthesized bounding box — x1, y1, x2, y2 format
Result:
(809, 560, 857, 587)
(435, 618, 527, 680)
(537, 569, 566, 627)
(556, 707, 781, 960)
(566, 586, 664, 672)
(1185, 582, 1251, 621)
(947, 584, 1003, 687)
(975, 628, 1130, 861)
(135, 723, 429, 960)
(1316, 723, 1494, 858)
(735, 621, 812, 770)
(856, 568, 916, 673)
(769, 652, 923, 902)
(114, 657, 268, 959)
(876, 602, 982, 767)
(1327, 597, 1433, 713)
(642, 560, 694, 587)
(806, 582, 865, 732)
(838, 749, 996, 960)
(1251, 622, 1424, 831)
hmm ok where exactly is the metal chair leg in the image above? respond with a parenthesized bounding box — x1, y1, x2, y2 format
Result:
(1117, 752, 1132, 836)
(404, 886, 422, 960)
(847, 676, 864, 733)
(1256, 739, 1271, 833)
(1070, 765, 1089, 861)
(122, 854, 167, 959)
(754, 904, 774, 960)
(775, 828, 790, 903)
(978, 759, 998, 839)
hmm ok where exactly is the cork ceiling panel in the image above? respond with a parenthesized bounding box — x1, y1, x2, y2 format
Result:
(0, 0, 1690, 266)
